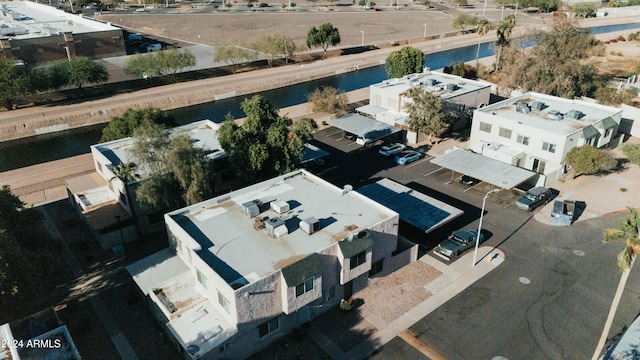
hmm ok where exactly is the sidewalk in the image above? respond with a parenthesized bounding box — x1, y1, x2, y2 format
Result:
(305, 246, 505, 359)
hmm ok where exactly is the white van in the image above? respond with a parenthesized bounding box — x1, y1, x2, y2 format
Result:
(146, 43, 162, 52)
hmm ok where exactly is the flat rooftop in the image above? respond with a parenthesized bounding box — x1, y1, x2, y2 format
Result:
(370, 69, 491, 100)
(478, 92, 622, 136)
(92, 120, 224, 177)
(0, 0, 118, 39)
(166, 170, 397, 287)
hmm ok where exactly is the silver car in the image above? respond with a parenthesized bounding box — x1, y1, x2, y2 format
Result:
(437, 229, 484, 257)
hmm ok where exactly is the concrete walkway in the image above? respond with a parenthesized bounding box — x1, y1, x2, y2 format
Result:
(305, 246, 505, 359)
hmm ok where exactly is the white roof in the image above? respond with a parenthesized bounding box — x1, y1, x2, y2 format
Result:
(126, 248, 190, 295)
(370, 69, 491, 100)
(477, 92, 622, 136)
(331, 113, 401, 140)
(92, 120, 224, 179)
(166, 170, 397, 287)
(0, 0, 119, 39)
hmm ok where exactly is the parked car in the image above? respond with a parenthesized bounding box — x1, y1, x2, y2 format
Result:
(356, 136, 372, 146)
(344, 132, 357, 140)
(437, 229, 484, 258)
(135, 7, 145, 12)
(145, 43, 162, 52)
(379, 143, 406, 157)
(459, 175, 480, 187)
(394, 151, 422, 165)
(516, 187, 553, 211)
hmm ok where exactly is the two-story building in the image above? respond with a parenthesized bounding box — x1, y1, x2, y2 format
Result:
(356, 69, 492, 144)
(65, 120, 237, 250)
(469, 92, 623, 186)
(127, 170, 418, 359)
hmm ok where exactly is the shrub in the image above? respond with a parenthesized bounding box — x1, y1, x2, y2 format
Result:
(621, 143, 640, 165)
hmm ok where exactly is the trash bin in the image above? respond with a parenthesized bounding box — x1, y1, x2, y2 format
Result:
(550, 200, 576, 226)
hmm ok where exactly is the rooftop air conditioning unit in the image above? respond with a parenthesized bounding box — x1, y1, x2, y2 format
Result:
(425, 78, 437, 86)
(567, 110, 582, 119)
(265, 217, 288, 238)
(516, 103, 531, 113)
(445, 83, 457, 91)
(531, 101, 545, 110)
(241, 199, 262, 218)
(270, 200, 290, 214)
(299, 217, 319, 235)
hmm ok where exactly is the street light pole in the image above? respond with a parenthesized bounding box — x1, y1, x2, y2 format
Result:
(472, 188, 500, 267)
(361, 30, 364, 46)
(423, 23, 427, 39)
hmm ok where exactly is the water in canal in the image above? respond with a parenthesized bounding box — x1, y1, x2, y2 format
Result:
(1, 22, 639, 172)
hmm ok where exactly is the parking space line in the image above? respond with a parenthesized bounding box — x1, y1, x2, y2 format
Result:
(423, 166, 444, 177)
(327, 130, 343, 137)
(399, 330, 447, 360)
(406, 156, 432, 168)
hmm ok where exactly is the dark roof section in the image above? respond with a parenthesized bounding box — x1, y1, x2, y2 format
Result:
(281, 254, 322, 287)
(582, 125, 599, 139)
(338, 230, 374, 258)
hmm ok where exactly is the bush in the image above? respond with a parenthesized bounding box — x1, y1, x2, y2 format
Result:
(565, 145, 616, 178)
(622, 143, 640, 165)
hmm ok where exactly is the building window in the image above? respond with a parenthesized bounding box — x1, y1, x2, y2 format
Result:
(516, 134, 529, 145)
(369, 259, 384, 277)
(258, 317, 279, 338)
(350, 251, 367, 269)
(119, 192, 128, 206)
(542, 142, 556, 153)
(196, 269, 208, 289)
(498, 127, 512, 139)
(604, 128, 612, 137)
(295, 277, 314, 297)
(328, 286, 336, 300)
(218, 343, 230, 353)
(96, 161, 103, 173)
(479, 122, 492, 133)
(218, 290, 230, 313)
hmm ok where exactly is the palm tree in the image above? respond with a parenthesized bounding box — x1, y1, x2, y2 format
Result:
(475, 18, 491, 70)
(592, 207, 640, 360)
(110, 162, 140, 182)
(495, 15, 516, 70)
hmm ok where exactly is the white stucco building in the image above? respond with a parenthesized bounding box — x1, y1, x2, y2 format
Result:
(127, 170, 418, 359)
(469, 92, 623, 186)
(357, 69, 492, 143)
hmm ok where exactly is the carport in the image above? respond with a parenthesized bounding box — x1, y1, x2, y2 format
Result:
(430, 148, 536, 189)
(331, 113, 401, 142)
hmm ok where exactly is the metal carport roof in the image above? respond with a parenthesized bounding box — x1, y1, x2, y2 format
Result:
(430, 148, 536, 189)
(331, 113, 401, 142)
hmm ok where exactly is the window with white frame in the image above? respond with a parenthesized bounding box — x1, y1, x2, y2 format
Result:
(516, 134, 529, 145)
(350, 251, 367, 269)
(295, 277, 314, 297)
(258, 317, 279, 338)
(479, 122, 492, 133)
(542, 142, 556, 153)
(196, 269, 208, 289)
(217, 290, 230, 313)
(498, 127, 512, 139)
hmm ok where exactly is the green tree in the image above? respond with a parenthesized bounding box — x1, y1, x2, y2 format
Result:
(110, 162, 140, 182)
(307, 86, 350, 117)
(129, 121, 217, 208)
(47, 56, 109, 93)
(0, 57, 32, 111)
(564, 145, 616, 179)
(218, 95, 317, 181)
(100, 107, 176, 142)
(595, 86, 637, 106)
(214, 43, 258, 73)
(402, 87, 449, 143)
(621, 143, 640, 165)
(593, 208, 640, 359)
(572, 2, 597, 17)
(254, 34, 297, 67)
(384, 46, 425, 79)
(124, 48, 196, 82)
(499, 17, 603, 98)
(443, 62, 476, 78)
(475, 18, 491, 69)
(306, 23, 341, 57)
(495, 14, 516, 70)
(452, 13, 478, 34)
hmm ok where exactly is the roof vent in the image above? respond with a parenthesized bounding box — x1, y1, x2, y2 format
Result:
(425, 78, 437, 86)
(270, 200, 290, 214)
(300, 217, 319, 235)
(516, 103, 531, 113)
(241, 199, 262, 218)
(531, 101, 545, 110)
(567, 110, 582, 119)
(265, 217, 288, 238)
(342, 184, 353, 196)
(445, 83, 457, 91)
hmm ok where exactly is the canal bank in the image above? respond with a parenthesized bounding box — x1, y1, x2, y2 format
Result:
(1, 15, 638, 143)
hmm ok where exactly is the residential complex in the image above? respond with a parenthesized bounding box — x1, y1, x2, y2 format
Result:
(65, 120, 236, 249)
(0, 0, 125, 65)
(469, 92, 623, 186)
(127, 170, 418, 359)
(356, 69, 491, 143)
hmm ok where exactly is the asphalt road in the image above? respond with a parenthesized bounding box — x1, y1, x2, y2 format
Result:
(310, 127, 640, 359)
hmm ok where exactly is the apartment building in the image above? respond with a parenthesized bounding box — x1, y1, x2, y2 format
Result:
(469, 92, 623, 186)
(127, 170, 418, 359)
